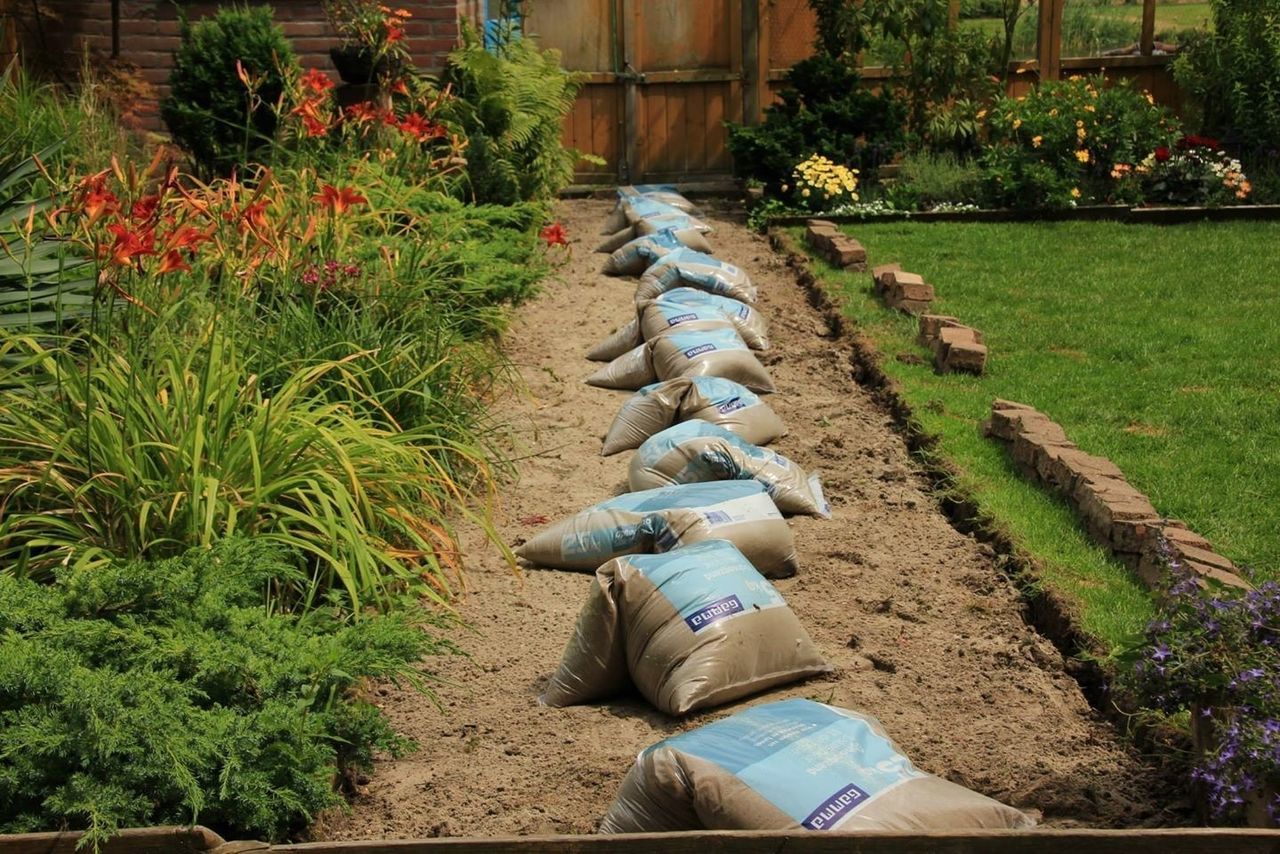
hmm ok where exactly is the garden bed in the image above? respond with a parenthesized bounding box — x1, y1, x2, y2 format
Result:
(304, 198, 1186, 841)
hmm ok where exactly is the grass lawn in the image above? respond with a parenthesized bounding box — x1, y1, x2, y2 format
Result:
(792, 220, 1280, 651)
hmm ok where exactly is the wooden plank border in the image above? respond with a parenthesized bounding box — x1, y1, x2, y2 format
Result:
(8, 827, 1280, 854)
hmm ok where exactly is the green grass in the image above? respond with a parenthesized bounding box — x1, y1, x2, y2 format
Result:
(793, 220, 1280, 650)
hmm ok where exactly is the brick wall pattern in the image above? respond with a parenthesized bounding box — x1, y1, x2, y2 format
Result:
(20, 0, 467, 128)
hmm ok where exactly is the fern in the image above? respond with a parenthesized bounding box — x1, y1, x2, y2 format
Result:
(443, 22, 585, 204)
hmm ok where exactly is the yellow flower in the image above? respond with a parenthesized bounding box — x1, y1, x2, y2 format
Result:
(1085, 104, 1096, 112)
(976, 109, 988, 120)
(1077, 127, 1087, 141)
(1144, 92, 1155, 105)
(780, 184, 789, 192)
(1032, 135, 1043, 148)
(1013, 118, 1022, 129)
(1049, 108, 1058, 117)
(801, 188, 810, 198)
(1075, 149, 1090, 163)
(1076, 120, 1084, 127)
(1071, 187, 1082, 199)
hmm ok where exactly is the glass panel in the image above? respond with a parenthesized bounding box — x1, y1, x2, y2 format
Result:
(1057, 0, 1139, 57)
(1151, 0, 1212, 51)
(957, 0, 1040, 63)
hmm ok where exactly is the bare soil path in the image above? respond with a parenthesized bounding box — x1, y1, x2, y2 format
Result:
(315, 199, 1184, 840)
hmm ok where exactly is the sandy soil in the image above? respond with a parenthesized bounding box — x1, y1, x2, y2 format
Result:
(315, 198, 1186, 840)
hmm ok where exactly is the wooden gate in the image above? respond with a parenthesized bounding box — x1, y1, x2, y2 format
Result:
(526, 0, 754, 184)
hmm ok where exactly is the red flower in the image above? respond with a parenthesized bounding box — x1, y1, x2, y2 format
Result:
(293, 97, 331, 137)
(1177, 134, 1221, 151)
(343, 102, 381, 125)
(398, 112, 446, 142)
(163, 225, 211, 253)
(539, 223, 568, 248)
(385, 19, 406, 43)
(313, 184, 368, 216)
(103, 222, 156, 267)
(301, 68, 334, 94)
(83, 187, 120, 226)
(390, 78, 410, 96)
(240, 200, 270, 235)
(156, 249, 191, 276)
(1154, 146, 1171, 163)
(301, 112, 329, 138)
(131, 194, 161, 223)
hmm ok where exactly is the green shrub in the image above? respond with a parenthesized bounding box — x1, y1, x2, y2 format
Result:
(960, 0, 1005, 18)
(442, 23, 584, 204)
(0, 538, 450, 845)
(726, 53, 905, 192)
(978, 75, 1178, 207)
(0, 328, 491, 611)
(1174, 0, 1280, 159)
(160, 5, 298, 176)
(887, 151, 983, 210)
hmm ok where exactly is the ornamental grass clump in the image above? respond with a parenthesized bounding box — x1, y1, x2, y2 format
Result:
(1125, 539, 1279, 823)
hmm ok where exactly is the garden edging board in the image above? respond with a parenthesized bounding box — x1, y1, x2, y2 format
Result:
(7, 825, 1280, 853)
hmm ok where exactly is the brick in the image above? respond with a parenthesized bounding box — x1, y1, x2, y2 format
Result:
(986, 401, 1038, 440)
(807, 219, 838, 230)
(1172, 542, 1237, 574)
(828, 237, 866, 267)
(943, 340, 987, 374)
(871, 263, 901, 295)
(918, 314, 959, 346)
(894, 298, 933, 315)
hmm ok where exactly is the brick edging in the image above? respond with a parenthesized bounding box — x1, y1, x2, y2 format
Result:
(985, 401, 1250, 592)
(767, 227, 1111, 702)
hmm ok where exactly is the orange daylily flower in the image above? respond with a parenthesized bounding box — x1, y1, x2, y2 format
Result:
(156, 249, 191, 275)
(313, 184, 367, 215)
(399, 112, 446, 142)
(103, 222, 156, 267)
(300, 68, 335, 94)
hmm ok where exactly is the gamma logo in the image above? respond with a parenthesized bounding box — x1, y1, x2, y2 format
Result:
(684, 594, 743, 632)
(802, 783, 870, 830)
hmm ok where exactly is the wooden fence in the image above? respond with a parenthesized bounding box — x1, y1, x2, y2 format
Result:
(527, 0, 1182, 184)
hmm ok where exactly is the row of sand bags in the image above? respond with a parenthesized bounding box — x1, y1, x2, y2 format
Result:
(537, 187, 1030, 833)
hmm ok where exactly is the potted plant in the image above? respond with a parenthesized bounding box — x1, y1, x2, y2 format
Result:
(324, 0, 411, 85)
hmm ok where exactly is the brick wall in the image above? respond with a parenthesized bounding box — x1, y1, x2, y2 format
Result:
(20, 0, 465, 129)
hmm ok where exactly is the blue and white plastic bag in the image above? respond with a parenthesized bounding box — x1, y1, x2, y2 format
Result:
(514, 480, 799, 578)
(587, 288, 769, 362)
(635, 247, 757, 303)
(602, 377, 786, 455)
(539, 541, 828, 715)
(600, 697, 1034, 832)
(629, 420, 828, 517)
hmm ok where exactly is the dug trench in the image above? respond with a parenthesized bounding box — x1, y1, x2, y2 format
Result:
(313, 198, 1189, 841)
